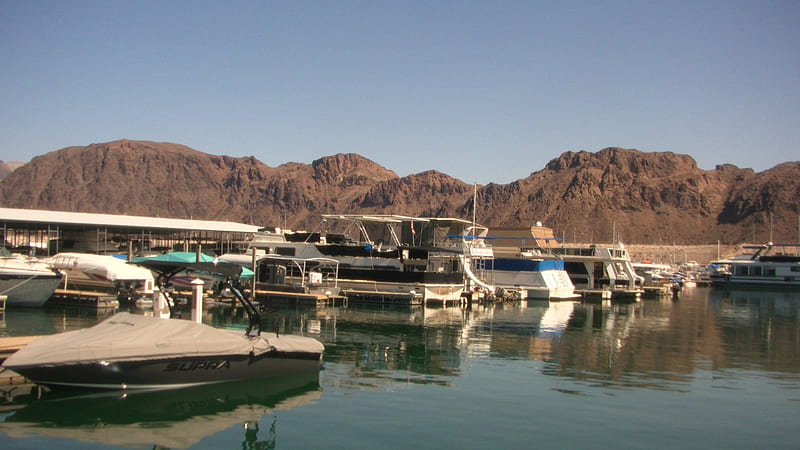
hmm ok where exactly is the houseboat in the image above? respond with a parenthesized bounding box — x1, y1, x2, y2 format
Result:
(709, 243, 800, 288)
(486, 224, 641, 300)
(552, 244, 644, 300)
(222, 215, 492, 305)
(484, 225, 578, 300)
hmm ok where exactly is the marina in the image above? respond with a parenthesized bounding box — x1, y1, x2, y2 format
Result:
(0, 208, 798, 447)
(0, 285, 798, 448)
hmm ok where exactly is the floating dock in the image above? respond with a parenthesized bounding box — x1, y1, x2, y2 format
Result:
(341, 289, 425, 306)
(48, 289, 120, 309)
(576, 289, 612, 300)
(642, 284, 677, 297)
(255, 289, 347, 306)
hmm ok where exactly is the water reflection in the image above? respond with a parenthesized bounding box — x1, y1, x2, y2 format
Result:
(251, 288, 800, 392)
(0, 373, 321, 448)
(0, 306, 116, 337)
(708, 288, 800, 374)
(2, 287, 799, 447)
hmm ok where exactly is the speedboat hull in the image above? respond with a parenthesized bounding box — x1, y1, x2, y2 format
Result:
(11, 349, 323, 390)
(3, 312, 324, 390)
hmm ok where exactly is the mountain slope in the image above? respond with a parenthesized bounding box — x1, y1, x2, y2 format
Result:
(0, 141, 797, 244)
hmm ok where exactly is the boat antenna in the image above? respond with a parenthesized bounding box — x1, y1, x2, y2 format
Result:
(472, 183, 477, 229)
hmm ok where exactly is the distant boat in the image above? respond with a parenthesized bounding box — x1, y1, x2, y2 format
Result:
(0, 248, 62, 307)
(709, 243, 800, 288)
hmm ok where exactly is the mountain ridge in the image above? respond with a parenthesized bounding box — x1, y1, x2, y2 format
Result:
(0, 140, 797, 245)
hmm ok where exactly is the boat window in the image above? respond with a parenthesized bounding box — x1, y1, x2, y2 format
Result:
(276, 247, 296, 256)
(735, 266, 748, 276)
(765, 266, 776, 277)
(564, 262, 588, 275)
(750, 266, 762, 277)
(792, 267, 800, 273)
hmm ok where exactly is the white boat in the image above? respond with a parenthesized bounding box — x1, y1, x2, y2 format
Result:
(551, 243, 644, 299)
(44, 252, 155, 301)
(483, 225, 578, 300)
(632, 262, 673, 281)
(0, 248, 62, 307)
(709, 243, 800, 288)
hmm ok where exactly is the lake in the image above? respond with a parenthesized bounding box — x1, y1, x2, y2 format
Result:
(1, 286, 799, 449)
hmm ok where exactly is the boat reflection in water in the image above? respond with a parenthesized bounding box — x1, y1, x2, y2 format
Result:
(2, 287, 799, 448)
(287, 288, 800, 392)
(0, 372, 321, 448)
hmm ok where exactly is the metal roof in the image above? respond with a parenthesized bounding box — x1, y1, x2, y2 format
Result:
(0, 207, 261, 234)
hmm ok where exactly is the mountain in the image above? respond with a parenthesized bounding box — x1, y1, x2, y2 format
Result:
(0, 140, 798, 244)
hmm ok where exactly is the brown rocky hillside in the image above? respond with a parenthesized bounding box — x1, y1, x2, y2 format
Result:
(0, 140, 798, 245)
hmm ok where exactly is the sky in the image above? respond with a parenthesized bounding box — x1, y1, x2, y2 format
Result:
(1, 0, 798, 185)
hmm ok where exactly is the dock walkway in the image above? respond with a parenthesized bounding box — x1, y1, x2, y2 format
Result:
(0, 335, 45, 386)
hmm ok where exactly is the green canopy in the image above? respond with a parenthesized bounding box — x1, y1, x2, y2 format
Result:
(132, 252, 253, 278)
(131, 251, 215, 264)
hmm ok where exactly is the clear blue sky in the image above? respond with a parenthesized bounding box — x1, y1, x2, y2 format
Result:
(1, 0, 798, 184)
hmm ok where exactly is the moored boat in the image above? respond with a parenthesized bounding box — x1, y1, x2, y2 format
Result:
(551, 243, 644, 299)
(2, 261, 324, 390)
(709, 243, 800, 288)
(0, 248, 62, 307)
(44, 252, 155, 301)
(222, 215, 485, 305)
(484, 225, 578, 300)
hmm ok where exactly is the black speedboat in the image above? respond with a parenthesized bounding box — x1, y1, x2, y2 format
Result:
(2, 260, 324, 390)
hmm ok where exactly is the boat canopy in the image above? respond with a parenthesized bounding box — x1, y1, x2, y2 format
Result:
(3, 312, 323, 367)
(132, 252, 254, 278)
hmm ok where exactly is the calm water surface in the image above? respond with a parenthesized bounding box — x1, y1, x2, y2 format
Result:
(1, 286, 799, 449)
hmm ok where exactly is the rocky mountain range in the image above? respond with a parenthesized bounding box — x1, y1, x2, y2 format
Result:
(0, 140, 798, 245)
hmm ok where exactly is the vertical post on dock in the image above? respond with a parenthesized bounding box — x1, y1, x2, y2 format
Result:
(191, 278, 204, 323)
(251, 250, 257, 300)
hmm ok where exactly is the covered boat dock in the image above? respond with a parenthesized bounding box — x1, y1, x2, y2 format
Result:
(0, 207, 261, 257)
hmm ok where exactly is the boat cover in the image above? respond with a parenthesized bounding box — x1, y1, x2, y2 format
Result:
(48, 253, 155, 283)
(3, 312, 323, 368)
